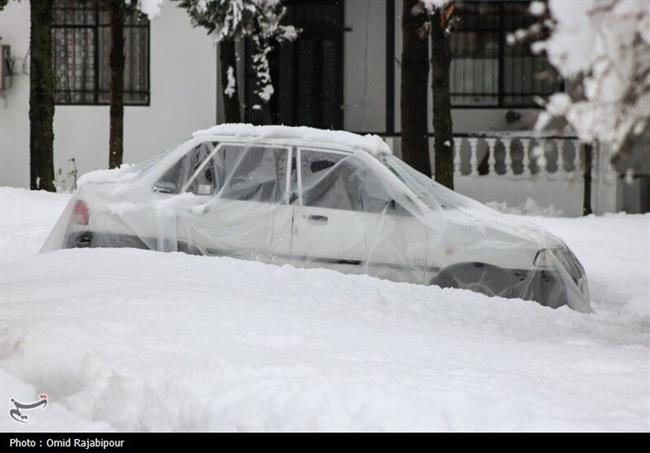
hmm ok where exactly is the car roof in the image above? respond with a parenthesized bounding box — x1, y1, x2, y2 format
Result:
(192, 124, 392, 156)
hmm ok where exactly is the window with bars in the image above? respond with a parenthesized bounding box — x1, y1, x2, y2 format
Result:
(245, 0, 344, 129)
(52, 0, 150, 105)
(450, 1, 562, 108)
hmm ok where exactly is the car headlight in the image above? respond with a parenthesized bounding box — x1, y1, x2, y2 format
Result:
(533, 249, 557, 268)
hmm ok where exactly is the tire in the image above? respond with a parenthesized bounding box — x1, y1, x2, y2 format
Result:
(433, 262, 518, 298)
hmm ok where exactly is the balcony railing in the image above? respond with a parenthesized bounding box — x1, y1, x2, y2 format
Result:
(452, 133, 585, 179)
(374, 132, 618, 216)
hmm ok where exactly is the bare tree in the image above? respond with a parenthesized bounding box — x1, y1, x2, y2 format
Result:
(400, 0, 431, 176)
(28, 0, 56, 191)
(105, 0, 126, 169)
(430, 3, 455, 189)
(582, 143, 593, 216)
(103, 1, 162, 169)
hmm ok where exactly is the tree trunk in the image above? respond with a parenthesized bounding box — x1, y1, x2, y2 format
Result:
(29, 0, 55, 191)
(430, 10, 454, 190)
(219, 40, 241, 123)
(108, 2, 125, 169)
(400, 0, 431, 176)
(583, 143, 593, 216)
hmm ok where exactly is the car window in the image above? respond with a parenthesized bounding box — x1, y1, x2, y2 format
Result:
(186, 144, 242, 196)
(154, 141, 217, 194)
(218, 146, 289, 204)
(299, 149, 352, 210)
(299, 149, 409, 215)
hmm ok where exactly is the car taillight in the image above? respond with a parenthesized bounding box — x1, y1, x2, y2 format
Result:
(73, 200, 90, 225)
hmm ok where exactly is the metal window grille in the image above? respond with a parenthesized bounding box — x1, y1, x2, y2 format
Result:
(450, 1, 563, 108)
(244, 0, 345, 129)
(52, 0, 150, 106)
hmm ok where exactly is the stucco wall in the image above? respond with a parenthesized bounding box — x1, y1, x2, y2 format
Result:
(1, 0, 631, 214)
(0, 0, 217, 188)
(342, 0, 546, 135)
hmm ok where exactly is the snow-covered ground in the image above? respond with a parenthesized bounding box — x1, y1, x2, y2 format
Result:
(0, 187, 648, 431)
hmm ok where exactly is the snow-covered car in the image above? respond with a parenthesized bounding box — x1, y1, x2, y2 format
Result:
(42, 125, 591, 312)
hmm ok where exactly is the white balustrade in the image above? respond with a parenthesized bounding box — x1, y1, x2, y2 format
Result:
(486, 138, 497, 175)
(522, 139, 532, 177)
(453, 139, 462, 175)
(555, 139, 565, 176)
(537, 142, 548, 175)
(449, 135, 584, 180)
(572, 139, 582, 176)
(408, 134, 619, 217)
(468, 138, 479, 177)
(503, 138, 513, 176)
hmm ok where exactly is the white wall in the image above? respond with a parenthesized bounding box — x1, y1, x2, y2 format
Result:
(0, 0, 217, 188)
(343, 0, 545, 134)
(343, 0, 386, 132)
(0, 2, 30, 188)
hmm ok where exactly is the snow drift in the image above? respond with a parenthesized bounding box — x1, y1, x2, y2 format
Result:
(0, 188, 648, 431)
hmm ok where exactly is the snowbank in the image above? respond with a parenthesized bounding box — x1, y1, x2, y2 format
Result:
(486, 198, 566, 217)
(0, 187, 71, 266)
(0, 188, 648, 431)
(527, 213, 650, 321)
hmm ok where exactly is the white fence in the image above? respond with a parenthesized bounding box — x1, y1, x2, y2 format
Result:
(384, 133, 619, 217)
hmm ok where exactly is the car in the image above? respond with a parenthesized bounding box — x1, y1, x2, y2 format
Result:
(41, 124, 591, 312)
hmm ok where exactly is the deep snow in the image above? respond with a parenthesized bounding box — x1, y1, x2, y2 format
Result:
(0, 187, 648, 431)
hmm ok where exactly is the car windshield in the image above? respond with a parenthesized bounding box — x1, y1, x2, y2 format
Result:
(375, 153, 488, 214)
(131, 152, 166, 174)
(375, 153, 447, 211)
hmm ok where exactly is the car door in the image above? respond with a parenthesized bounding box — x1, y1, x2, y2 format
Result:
(291, 147, 428, 283)
(177, 142, 294, 262)
(290, 148, 369, 274)
(361, 196, 430, 285)
(349, 154, 429, 285)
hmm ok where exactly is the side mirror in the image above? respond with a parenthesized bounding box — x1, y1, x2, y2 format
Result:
(310, 160, 336, 173)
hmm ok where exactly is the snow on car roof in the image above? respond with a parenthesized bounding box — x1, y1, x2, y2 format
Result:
(193, 124, 393, 156)
(77, 125, 392, 188)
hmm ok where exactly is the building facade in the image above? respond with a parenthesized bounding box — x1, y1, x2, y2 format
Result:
(0, 0, 645, 214)
(0, 0, 217, 189)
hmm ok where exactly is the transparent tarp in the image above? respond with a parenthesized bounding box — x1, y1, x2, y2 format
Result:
(41, 126, 591, 312)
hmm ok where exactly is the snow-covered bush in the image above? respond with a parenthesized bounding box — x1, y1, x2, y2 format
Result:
(531, 0, 650, 167)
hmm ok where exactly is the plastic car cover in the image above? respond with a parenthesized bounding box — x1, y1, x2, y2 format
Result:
(41, 125, 591, 312)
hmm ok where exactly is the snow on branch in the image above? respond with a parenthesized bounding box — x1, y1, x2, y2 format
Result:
(533, 0, 650, 162)
(414, 1, 455, 34)
(176, 0, 297, 102)
(127, 0, 164, 19)
(419, 0, 451, 13)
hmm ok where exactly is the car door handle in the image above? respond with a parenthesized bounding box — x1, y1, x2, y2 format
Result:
(307, 214, 328, 224)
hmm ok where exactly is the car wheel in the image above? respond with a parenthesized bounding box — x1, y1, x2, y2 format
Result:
(433, 262, 518, 298)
